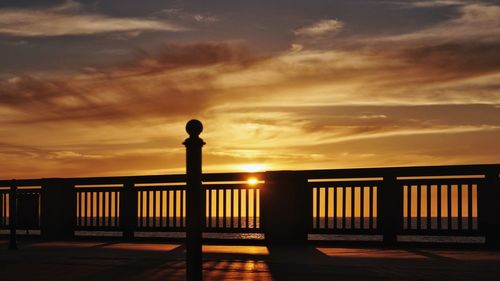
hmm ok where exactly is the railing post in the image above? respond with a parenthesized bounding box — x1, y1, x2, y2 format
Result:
(8, 181, 17, 250)
(121, 181, 137, 240)
(380, 174, 402, 245)
(41, 179, 75, 240)
(183, 119, 205, 281)
(479, 168, 500, 248)
(262, 171, 309, 244)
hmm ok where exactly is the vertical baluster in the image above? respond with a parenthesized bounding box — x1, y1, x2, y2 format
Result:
(417, 185, 421, 230)
(4, 193, 6, 226)
(144, 190, 149, 228)
(86, 192, 91, 227)
(437, 185, 442, 230)
(139, 191, 143, 227)
(333, 187, 337, 229)
(102, 191, 106, 227)
(315, 187, 320, 229)
(3, 193, 6, 227)
(223, 188, 226, 228)
(82, 192, 85, 227)
(369, 186, 374, 229)
(0, 193, 3, 226)
(468, 184, 473, 231)
(350, 187, 355, 229)
(101, 191, 105, 227)
(215, 189, 220, 228)
(427, 185, 431, 230)
(159, 190, 163, 228)
(89, 192, 94, 226)
(230, 189, 234, 228)
(1, 193, 4, 226)
(238, 189, 241, 229)
(115, 191, 119, 227)
(253, 188, 257, 229)
(447, 185, 452, 230)
(342, 187, 346, 229)
(4, 193, 7, 227)
(174, 189, 178, 228)
(360, 186, 365, 229)
(324, 187, 329, 229)
(458, 184, 463, 231)
(98, 192, 102, 227)
(207, 188, 211, 228)
(107, 191, 111, 227)
(83, 192, 87, 227)
(181, 190, 185, 227)
(166, 190, 170, 228)
(407, 185, 412, 229)
(246, 188, 249, 229)
(152, 190, 157, 228)
(78, 192, 83, 227)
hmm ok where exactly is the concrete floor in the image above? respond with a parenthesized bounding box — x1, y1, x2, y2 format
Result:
(1, 240, 500, 281)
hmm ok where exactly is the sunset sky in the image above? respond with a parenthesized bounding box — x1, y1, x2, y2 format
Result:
(0, 0, 499, 179)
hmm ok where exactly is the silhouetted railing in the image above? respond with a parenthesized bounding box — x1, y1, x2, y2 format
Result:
(1, 164, 499, 247)
(310, 181, 379, 234)
(205, 183, 261, 232)
(0, 188, 10, 229)
(76, 186, 120, 230)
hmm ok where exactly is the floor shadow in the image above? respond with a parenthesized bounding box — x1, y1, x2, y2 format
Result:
(405, 248, 456, 262)
(70, 244, 186, 281)
(89, 242, 120, 249)
(265, 243, 384, 281)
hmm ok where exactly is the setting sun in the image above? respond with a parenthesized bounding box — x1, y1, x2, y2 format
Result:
(247, 177, 259, 186)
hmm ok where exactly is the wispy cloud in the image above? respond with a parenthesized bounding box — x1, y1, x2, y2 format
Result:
(0, 1, 185, 37)
(293, 19, 344, 36)
(393, 0, 466, 8)
(157, 8, 219, 24)
(1, 2, 500, 177)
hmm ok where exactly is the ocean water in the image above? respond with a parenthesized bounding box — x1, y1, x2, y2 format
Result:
(2, 217, 484, 243)
(313, 217, 479, 231)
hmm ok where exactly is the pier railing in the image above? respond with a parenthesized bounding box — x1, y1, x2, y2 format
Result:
(0, 164, 499, 246)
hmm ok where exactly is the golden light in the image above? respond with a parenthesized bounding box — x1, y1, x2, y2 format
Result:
(247, 177, 259, 186)
(239, 163, 268, 173)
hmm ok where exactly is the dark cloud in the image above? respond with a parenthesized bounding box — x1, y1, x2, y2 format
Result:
(393, 41, 500, 78)
(0, 0, 66, 8)
(0, 42, 263, 124)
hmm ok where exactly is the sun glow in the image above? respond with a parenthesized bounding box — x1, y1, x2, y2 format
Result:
(247, 177, 259, 186)
(239, 164, 268, 173)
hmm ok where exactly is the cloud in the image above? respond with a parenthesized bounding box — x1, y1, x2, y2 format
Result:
(0, 43, 260, 124)
(0, 1, 185, 37)
(394, 0, 466, 8)
(50, 150, 105, 159)
(381, 3, 500, 42)
(1, 3, 500, 178)
(156, 8, 219, 24)
(193, 14, 219, 23)
(293, 19, 344, 36)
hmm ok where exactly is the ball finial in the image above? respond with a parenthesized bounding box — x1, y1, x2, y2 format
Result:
(186, 119, 203, 137)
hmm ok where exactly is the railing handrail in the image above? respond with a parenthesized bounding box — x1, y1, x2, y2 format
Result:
(1, 163, 497, 187)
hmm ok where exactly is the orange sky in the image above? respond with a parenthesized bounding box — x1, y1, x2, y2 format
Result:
(0, 1, 499, 179)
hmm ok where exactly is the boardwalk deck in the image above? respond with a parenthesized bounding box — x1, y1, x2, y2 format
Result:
(1, 239, 500, 281)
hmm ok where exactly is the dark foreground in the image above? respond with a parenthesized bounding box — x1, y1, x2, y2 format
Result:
(1, 240, 500, 281)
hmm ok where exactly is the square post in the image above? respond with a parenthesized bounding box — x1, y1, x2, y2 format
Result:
(120, 181, 137, 240)
(9, 182, 17, 250)
(184, 120, 205, 281)
(379, 174, 402, 245)
(262, 171, 309, 244)
(478, 168, 500, 248)
(41, 179, 75, 240)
